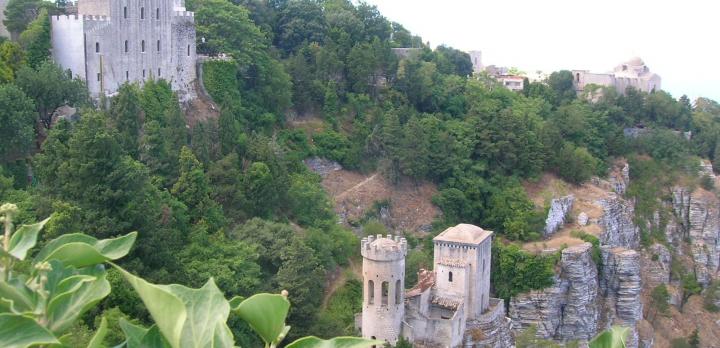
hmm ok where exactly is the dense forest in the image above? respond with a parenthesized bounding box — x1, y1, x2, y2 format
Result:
(1, 0, 720, 346)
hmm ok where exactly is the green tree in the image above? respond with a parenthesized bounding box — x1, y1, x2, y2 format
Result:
(243, 162, 276, 218)
(556, 143, 599, 185)
(649, 284, 670, 322)
(0, 84, 36, 162)
(547, 70, 577, 106)
(109, 83, 143, 157)
(171, 146, 221, 226)
(3, 0, 44, 37)
(18, 8, 50, 68)
(15, 61, 88, 129)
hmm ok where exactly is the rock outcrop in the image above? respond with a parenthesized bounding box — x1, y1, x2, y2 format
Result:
(510, 243, 599, 342)
(465, 299, 513, 348)
(640, 243, 672, 288)
(610, 162, 631, 195)
(600, 247, 642, 348)
(600, 195, 640, 249)
(671, 186, 720, 285)
(544, 195, 575, 237)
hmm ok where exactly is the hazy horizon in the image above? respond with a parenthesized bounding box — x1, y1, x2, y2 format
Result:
(364, 0, 719, 102)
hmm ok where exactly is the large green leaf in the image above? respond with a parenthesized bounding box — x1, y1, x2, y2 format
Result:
(119, 320, 172, 348)
(286, 337, 382, 348)
(7, 218, 50, 260)
(0, 313, 60, 348)
(0, 277, 35, 313)
(114, 265, 187, 348)
(46, 272, 111, 334)
(589, 326, 630, 348)
(233, 293, 290, 346)
(35, 232, 137, 268)
(166, 279, 233, 348)
(87, 316, 108, 348)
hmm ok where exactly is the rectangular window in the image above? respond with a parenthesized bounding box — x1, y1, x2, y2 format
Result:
(140, 7, 145, 19)
(156, 8, 160, 19)
(141, 40, 145, 52)
(124, 40, 128, 53)
(157, 68, 161, 76)
(187, 45, 190, 56)
(157, 40, 160, 52)
(97, 72, 101, 81)
(143, 69, 146, 78)
(95, 42, 100, 53)
(126, 71, 129, 80)
(124, 6, 127, 18)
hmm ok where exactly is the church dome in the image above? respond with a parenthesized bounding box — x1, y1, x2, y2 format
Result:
(626, 57, 645, 66)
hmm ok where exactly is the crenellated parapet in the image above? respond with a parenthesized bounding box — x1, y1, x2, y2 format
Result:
(173, 11, 194, 17)
(52, 14, 110, 22)
(361, 234, 407, 261)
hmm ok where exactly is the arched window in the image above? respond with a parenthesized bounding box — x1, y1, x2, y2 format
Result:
(123, 6, 127, 19)
(381, 282, 389, 306)
(395, 280, 401, 305)
(140, 7, 145, 19)
(124, 40, 128, 52)
(367, 280, 374, 305)
(141, 40, 145, 52)
(157, 40, 160, 52)
(448, 271, 453, 282)
(156, 8, 160, 19)
(95, 42, 100, 53)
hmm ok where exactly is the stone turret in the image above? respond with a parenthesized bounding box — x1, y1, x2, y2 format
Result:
(360, 234, 407, 345)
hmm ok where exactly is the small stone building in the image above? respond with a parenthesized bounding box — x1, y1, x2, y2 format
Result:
(572, 57, 661, 95)
(50, 0, 197, 101)
(358, 224, 512, 348)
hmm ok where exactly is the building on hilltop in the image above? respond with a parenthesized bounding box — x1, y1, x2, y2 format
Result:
(484, 65, 525, 92)
(357, 224, 512, 348)
(468, 50, 482, 73)
(572, 57, 661, 95)
(50, 0, 197, 101)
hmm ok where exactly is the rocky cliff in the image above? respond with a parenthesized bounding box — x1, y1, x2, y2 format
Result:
(670, 186, 720, 285)
(600, 247, 642, 348)
(510, 243, 599, 342)
(600, 194, 640, 249)
(544, 195, 575, 237)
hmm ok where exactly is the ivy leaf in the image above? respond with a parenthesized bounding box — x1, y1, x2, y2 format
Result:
(0, 313, 60, 348)
(589, 326, 629, 348)
(35, 232, 137, 268)
(286, 336, 382, 348)
(232, 293, 290, 346)
(7, 217, 50, 260)
(87, 316, 108, 348)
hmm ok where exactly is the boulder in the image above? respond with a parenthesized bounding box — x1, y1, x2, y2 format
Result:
(544, 195, 575, 237)
(577, 212, 589, 226)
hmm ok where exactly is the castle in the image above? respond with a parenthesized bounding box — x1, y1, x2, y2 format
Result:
(50, 0, 197, 100)
(572, 57, 661, 95)
(358, 224, 512, 348)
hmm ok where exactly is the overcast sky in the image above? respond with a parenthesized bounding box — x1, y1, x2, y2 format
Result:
(364, 0, 719, 102)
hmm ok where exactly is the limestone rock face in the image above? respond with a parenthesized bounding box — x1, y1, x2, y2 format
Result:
(610, 162, 631, 195)
(600, 195, 640, 249)
(699, 159, 716, 180)
(509, 243, 598, 342)
(465, 299, 513, 348)
(577, 212, 589, 226)
(671, 186, 720, 285)
(640, 243, 672, 288)
(544, 195, 575, 237)
(600, 247, 642, 348)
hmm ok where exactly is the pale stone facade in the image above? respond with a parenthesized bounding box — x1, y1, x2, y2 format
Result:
(358, 224, 512, 348)
(572, 57, 661, 94)
(50, 0, 197, 100)
(0, 0, 9, 38)
(468, 50, 482, 73)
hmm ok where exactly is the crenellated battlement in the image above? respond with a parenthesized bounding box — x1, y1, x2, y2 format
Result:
(361, 234, 407, 261)
(174, 11, 194, 17)
(52, 14, 109, 22)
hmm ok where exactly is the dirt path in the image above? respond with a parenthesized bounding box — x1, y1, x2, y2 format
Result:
(335, 173, 379, 200)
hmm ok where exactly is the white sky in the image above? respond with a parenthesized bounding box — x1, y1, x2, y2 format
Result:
(364, 0, 720, 102)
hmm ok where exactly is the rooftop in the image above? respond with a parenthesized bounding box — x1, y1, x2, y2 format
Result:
(434, 224, 492, 245)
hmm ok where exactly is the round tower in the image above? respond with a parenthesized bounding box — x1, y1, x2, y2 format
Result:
(361, 234, 407, 345)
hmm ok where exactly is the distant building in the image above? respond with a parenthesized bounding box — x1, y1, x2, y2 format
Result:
(572, 57, 661, 94)
(357, 224, 512, 347)
(497, 75, 524, 92)
(50, 0, 197, 100)
(0, 0, 9, 38)
(468, 50, 482, 73)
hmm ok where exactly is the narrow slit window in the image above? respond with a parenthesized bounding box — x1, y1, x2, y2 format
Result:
(156, 8, 160, 19)
(140, 7, 145, 19)
(141, 40, 145, 52)
(95, 42, 100, 53)
(157, 40, 160, 52)
(123, 6, 127, 19)
(368, 280, 374, 304)
(126, 71, 129, 80)
(142, 69, 146, 78)
(157, 68, 161, 76)
(96, 72, 100, 81)
(448, 271, 453, 282)
(187, 44, 190, 56)
(395, 280, 401, 305)
(124, 40, 128, 52)
(381, 281, 389, 306)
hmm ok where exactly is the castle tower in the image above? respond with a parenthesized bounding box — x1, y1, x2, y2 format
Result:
(361, 234, 407, 345)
